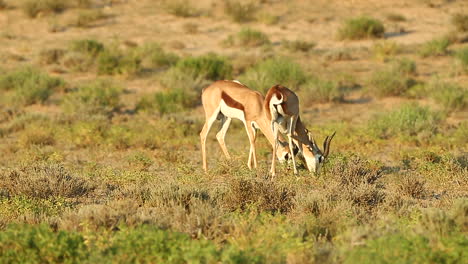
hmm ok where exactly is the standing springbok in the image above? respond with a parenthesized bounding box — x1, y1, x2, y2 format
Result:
(265, 84, 336, 177)
(200, 80, 291, 172)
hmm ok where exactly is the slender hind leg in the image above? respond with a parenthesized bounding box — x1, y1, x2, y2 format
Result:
(287, 116, 299, 174)
(216, 116, 232, 159)
(200, 111, 219, 172)
(270, 122, 280, 179)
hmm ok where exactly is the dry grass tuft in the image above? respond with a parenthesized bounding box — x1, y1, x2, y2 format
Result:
(224, 178, 296, 214)
(0, 163, 95, 199)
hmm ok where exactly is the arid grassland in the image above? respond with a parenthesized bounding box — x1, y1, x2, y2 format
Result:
(0, 0, 467, 263)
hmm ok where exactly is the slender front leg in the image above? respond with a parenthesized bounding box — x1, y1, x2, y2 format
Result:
(287, 116, 298, 174)
(216, 116, 232, 159)
(270, 122, 279, 179)
(244, 122, 257, 169)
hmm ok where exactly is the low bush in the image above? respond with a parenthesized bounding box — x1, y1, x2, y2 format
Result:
(428, 81, 467, 112)
(62, 79, 122, 116)
(239, 57, 308, 93)
(0, 67, 65, 106)
(136, 88, 198, 115)
(368, 103, 442, 140)
(223, 178, 295, 214)
(72, 9, 108, 28)
(18, 124, 56, 147)
(300, 78, 350, 104)
(386, 13, 406, 22)
(345, 203, 467, 264)
(137, 42, 179, 69)
(0, 224, 222, 263)
(454, 47, 468, 73)
(419, 37, 451, 57)
(164, 0, 199, 18)
(70, 39, 105, 56)
(283, 40, 316, 52)
(223, 28, 270, 47)
(0, 163, 94, 199)
(97, 48, 142, 76)
(451, 13, 468, 32)
(338, 16, 385, 40)
(224, 0, 258, 23)
(368, 61, 417, 98)
(174, 53, 232, 80)
(38, 48, 66, 65)
(372, 41, 400, 61)
(21, 0, 68, 18)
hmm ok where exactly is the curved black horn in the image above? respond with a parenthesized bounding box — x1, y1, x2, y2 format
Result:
(323, 131, 336, 158)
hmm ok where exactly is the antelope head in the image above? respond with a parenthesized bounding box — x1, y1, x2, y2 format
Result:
(301, 131, 336, 174)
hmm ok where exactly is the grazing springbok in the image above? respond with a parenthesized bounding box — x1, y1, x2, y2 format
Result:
(200, 80, 291, 172)
(265, 84, 336, 177)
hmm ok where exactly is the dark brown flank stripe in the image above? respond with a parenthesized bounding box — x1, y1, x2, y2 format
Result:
(221, 91, 245, 111)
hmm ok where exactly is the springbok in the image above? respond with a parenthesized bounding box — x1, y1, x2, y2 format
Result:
(265, 84, 336, 177)
(200, 80, 291, 172)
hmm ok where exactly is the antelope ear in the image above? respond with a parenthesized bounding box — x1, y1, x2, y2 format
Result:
(323, 131, 336, 158)
(307, 132, 315, 145)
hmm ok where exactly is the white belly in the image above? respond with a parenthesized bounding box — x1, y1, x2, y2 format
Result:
(220, 99, 245, 122)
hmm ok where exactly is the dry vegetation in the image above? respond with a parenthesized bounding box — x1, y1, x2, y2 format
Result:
(0, 0, 467, 263)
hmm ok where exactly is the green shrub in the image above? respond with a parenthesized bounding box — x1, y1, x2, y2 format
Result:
(0, 224, 222, 263)
(224, 0, 258, 23)
(0, 67, 65, 106)
(451, 13, 468, 32)
(136, 88, 198, 115)
(429, 81, 467, 112)
(19, 124, 56, 147)
(300, 78, 349, 104)
(223, 28, 270, 47)
(395, 57, 417, 76)
(258, 12, 280, 25)
(71, 39, 105, 56)
(71, 9, 108, 28)
(345, 231, 466, 264)
(454, 47, 468, 73)
(419, 37, 451, 57)
(62, 79, 122, 116)
(386, 13, 406, 22)
(175, 53, 233, 80)
(97, 48, 141, 76)
(372, 41, 400, 61)
(159, 67, 207, 91)
(21, 0, 68, 18)
(369, 104, 442, 140)
(164, 0, 199, 18)
(338, 16, 385, 40)
(38, 48, 66, 65)
(368, 61, 416, 98)
(0, 225, 88, 263)
(137, 42, 179, 69)
(346, 204, 467, 264)
(141, 67, 206, 114)
(283, 40, 316, 52)
(239, 57, 307, 93)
